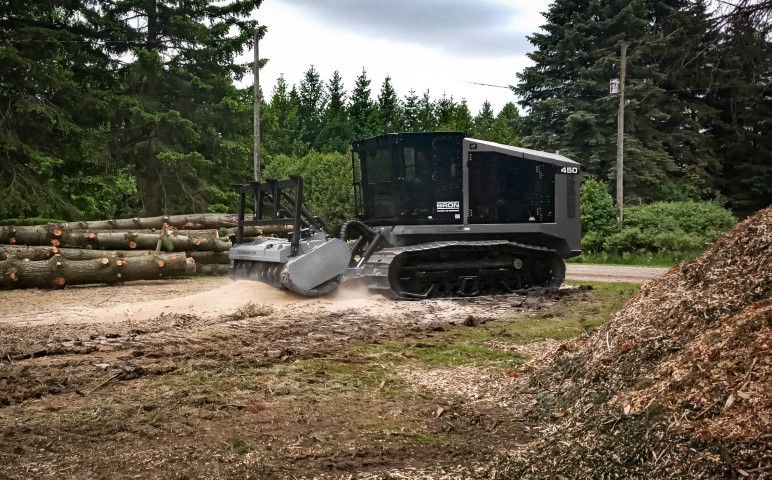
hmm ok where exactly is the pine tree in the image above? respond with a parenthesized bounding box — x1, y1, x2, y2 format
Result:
(100, 0, 261, 215)
(297, 65, 327, 153)
(402, 89, 420, 132)
(435, 95, 472, 132)
(0, 0, 130, 219)
(377, 76, 403, 133)
(319, 70, 352, 153)
(453, 99, 474, 133)
(349, 68, 379, 140)
(471, 101, 496, 139)
(515, 0, 720, 202)
(416, 90, 438, 131)
(263, 74, 302, 157)
(489, 102, 522, 146)
(436, 94, 457, 130)
(707, 14, 772, 215)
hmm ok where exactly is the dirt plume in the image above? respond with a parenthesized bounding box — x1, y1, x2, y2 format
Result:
(497, 206, 771, 479)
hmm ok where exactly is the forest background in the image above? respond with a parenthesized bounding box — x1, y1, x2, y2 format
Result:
(0, 0, 769, 258)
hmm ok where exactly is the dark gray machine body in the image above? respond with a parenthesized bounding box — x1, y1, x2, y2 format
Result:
(351, 133, 581, 257)
(230, 132, 581, 299)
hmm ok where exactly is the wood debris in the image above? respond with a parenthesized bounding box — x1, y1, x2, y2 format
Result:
(496, 206, 772, 478)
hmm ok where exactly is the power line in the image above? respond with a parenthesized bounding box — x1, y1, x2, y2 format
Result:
(461, 81, 510, 89)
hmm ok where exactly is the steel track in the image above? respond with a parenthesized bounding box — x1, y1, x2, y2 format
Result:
(362, 240, 566, 300)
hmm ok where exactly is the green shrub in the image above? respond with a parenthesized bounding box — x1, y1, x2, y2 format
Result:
(603, 227, 644, 253)
(623, 201, 735, 238)
(603, 201, 735, 255)
(579, 178, 616, 252)
(262, 151, 354, 231)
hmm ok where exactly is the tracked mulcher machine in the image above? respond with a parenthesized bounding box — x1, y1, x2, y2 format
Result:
(229, 132, 581, 299)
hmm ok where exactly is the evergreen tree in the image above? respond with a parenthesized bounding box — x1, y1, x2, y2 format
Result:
(348, 68, 379, 140)
(453, 99, 474, 133)
(319, 70, 352, 153)
(100, 0, 261, 216)
(377, 76, 403, 133)
(436, 95, 472, 132)
(297, 65, 327, 153)
(471, 101, 496, 139)
(706, 15, 772, 215)
(0, 1, 131, 219)
(489, 102, 522, 146)
(416, 90, 438, 131)
(263, 74, 303, 157)
(515, 0, 719, 202)
(402, 89, 420, 132)
(436, 94, 457, 130)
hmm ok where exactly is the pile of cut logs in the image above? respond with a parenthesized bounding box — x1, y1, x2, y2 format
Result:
(0, 214, 287, 290)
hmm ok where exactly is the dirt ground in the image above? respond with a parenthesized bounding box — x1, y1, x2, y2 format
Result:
(0, 277, 638, 479)
(565, 264, 667, 282)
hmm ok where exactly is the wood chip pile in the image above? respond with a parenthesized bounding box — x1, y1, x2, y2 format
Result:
(497, 206, 771, 479)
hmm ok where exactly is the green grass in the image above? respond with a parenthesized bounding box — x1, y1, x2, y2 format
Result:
(225, 438, 253, 454)
(389, 340, 526, 367)
(568, 250, 700, 267)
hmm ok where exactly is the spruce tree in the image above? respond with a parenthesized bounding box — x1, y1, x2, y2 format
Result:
(349, 68, 379, 140)
(402, 89, 420, 132)
(416, 90, 438, 131)
(377, 76, 403, 134)
(297, 65, 327, 153)
(707, 15, 771, 214)
(515, 0, 720, 202)
(319, 70, 353, 153)
(0, 0, 131, 219)
(453, 99, 474, 133)
(263, 75, 303, 157)
(471, 101, 496, 139)
(436, 94, 457, 130)
(100, 0, 261, 215)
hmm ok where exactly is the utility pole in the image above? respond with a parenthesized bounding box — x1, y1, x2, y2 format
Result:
(615, 42, 627, 230)
(253, 28, 261, 182)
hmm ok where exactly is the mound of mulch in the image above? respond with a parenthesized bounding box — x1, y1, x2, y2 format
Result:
(497, 207, 771, 479)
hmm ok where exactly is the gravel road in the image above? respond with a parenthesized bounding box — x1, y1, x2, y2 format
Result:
(565, 264, 669, 283)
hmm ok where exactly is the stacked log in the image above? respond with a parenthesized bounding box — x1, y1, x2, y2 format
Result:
(0, 253, 194, 289)
(0, 213, 289, 289)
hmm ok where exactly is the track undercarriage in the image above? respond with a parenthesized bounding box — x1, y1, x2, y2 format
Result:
(362, 241, 565, 299)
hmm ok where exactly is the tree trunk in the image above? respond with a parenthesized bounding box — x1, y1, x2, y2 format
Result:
(58, 249, 158, 261)
(0, 228, 231, 252)
(0, 245, 60, 261)
(0, 214, 293, 233)
(0, 215, 241, 235)
(195, 264, 229, 276)
(69, 226, 290, 237)
(0, 246, 165, 262)
(188, 251, 230, 265)
(0, 253, 195, 289)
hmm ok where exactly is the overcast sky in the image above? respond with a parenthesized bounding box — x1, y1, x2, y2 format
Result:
(250, 0, 553, 115)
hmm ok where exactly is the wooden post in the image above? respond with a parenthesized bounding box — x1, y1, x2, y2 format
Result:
(616, 42, 627, 230)
(253, 28, 261, 182)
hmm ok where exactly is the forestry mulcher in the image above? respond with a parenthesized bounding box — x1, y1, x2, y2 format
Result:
(229, 132, 581, 299)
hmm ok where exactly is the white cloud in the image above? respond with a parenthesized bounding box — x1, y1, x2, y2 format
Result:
(248, 0, 552, 114)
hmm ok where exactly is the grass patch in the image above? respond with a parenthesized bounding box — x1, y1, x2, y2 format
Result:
(558, 281, 641, 333)
(398, 340, 524, 367)
(225, 438, 253, 454)
(268, 359, 405, 397)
